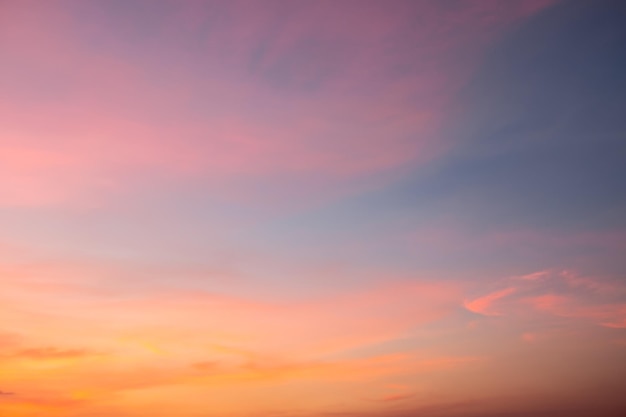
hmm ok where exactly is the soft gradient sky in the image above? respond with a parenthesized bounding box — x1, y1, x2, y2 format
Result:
(1, 1, 625, 416)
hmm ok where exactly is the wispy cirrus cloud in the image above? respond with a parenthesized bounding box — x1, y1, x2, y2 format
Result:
(466, 269, 626, 329)
(464, 287, 517, 316)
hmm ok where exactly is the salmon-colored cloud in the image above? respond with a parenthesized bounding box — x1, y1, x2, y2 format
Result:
(464, 287, 517, 316)
(528, 295, 626, 329)
(465, 269, 626, 330)
(517, 270, 551, 281)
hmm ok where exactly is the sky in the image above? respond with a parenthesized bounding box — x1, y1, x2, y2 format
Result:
(1, 0, 625, 416)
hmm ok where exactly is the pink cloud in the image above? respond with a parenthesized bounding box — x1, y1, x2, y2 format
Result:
(464, 269, 626, 330)
(371, 383, 417, 403)
(529, 294, 569, 312)
(464, 287, 517, 316)
(529, 299, 626, 329)
(517, 270, 551, 281)
(521, 332, 537, 343)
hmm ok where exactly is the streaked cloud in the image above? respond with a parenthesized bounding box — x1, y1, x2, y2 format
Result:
(464, 287, 517, 316)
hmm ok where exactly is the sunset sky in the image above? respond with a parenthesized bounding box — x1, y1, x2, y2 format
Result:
(1, 1, 626, 416)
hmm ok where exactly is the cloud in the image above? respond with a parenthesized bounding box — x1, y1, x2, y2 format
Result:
(517, 270, 551, 281)
(464, 287, 517, 316)
(528, 296, 626, 329)
(465, 269, 626, 329)
(3, 347, 99, 361)
(376, 393, 415, 403)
